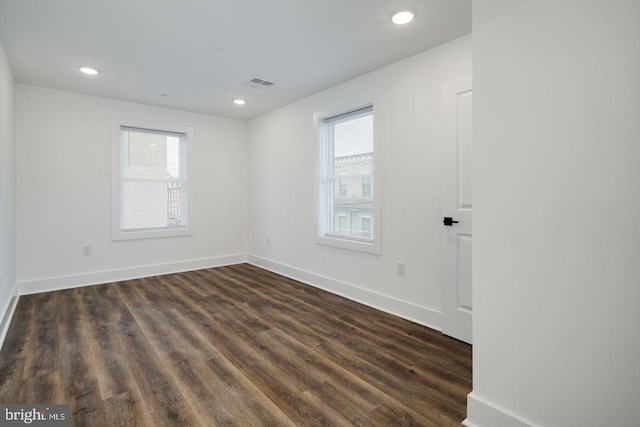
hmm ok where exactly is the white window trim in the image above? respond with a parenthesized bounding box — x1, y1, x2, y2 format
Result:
(313, 94, 382, 255)
(111, 118, 194, 241)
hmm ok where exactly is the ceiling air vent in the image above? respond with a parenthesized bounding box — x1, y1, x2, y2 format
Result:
(243, 78, 275, 90)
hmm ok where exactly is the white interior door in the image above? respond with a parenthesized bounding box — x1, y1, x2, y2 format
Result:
(441, 76, 473, 344)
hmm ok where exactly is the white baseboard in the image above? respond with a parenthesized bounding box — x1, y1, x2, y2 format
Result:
(464, 392, 537, 427)
(17, 254, 247, 295)
(0, 282, 20, 352)
(247, 254, 441, 331)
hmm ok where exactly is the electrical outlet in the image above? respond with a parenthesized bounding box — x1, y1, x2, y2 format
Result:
(397, 261, 405, 277)
(82, 245, 91, 256)
(266, 236, 271, 246)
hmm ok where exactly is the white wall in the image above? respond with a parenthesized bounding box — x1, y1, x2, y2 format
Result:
(16, 85, 247, 292)
(468, 1, 640, 426)
(247, 35, 472, 328)
(0, 41, 17, 337)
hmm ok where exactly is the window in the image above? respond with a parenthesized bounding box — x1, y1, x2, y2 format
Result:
(361, 216, 372, 239)
(362, 176, 372, 197)
(111, 120, 193, 240)
(315, 99, 380, 254)
(338, 214, 348, 235)
(322, 107, 373, 241)
(338, 179, 347, 197)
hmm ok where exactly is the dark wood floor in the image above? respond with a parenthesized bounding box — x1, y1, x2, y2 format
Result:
(0, 263, 472, 426)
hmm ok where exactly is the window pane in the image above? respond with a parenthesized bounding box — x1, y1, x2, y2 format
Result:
(114, 123, 191, 240)
(122, 130, 182, 180)
(121, 181, 184, 230)
(329, 188, 373, 238)
(326, 110, 374, 240)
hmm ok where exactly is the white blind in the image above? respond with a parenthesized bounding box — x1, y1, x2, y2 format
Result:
(327, 106, 373, 159)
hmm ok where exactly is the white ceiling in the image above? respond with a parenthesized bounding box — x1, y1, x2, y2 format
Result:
(0, 0, 471, 121)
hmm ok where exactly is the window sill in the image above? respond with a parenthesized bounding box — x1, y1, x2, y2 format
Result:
(112, 227, 193, 241)
(315, 235, 380, 255)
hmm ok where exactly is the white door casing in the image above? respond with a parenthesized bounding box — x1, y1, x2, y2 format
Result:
(441, 76, 473, 344)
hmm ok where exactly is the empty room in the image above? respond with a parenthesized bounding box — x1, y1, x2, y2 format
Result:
(0, 1, 637, 426)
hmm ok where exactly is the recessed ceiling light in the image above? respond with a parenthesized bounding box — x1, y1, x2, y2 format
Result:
(391, 9, 415, 25)
(79, 67, 99, 75)
(210, 44, 226, 53)
(233, 99, 246, 105)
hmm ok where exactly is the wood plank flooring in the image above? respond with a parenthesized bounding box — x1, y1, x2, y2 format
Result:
(0, 263, 472, 426)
